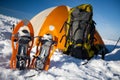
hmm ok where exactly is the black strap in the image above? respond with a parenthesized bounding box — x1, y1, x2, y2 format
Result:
(18, 36, 32, 44)
(59, 22, 67, 33)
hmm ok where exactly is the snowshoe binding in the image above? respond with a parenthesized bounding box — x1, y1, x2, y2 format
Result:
(16, 28, 32, 70)
(10, 19, 34, 69)
(31, 34, 57, 71)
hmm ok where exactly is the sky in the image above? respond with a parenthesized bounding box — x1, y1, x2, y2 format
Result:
(0, 0, 120, 40)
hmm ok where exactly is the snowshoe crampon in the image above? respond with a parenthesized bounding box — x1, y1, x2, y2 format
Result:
(16, 55, 27, 70)
(10, 19, 34, 70)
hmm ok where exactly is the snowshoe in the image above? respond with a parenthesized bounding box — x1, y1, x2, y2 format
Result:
(10, 19, 34, 69)
(31, 34, 57, 71)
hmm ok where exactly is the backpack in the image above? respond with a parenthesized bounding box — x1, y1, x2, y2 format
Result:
(64, 4, 96, 60)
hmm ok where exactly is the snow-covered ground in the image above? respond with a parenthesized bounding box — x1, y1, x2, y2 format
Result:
(0, 14, 120, 80)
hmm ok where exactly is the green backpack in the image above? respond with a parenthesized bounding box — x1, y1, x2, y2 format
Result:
(64, 4, 96, 60)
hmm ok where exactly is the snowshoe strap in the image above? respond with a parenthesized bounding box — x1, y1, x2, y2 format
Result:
(18, 36, 32, 44)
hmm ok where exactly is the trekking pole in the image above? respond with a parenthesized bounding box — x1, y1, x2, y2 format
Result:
(109, 37, 120, 53)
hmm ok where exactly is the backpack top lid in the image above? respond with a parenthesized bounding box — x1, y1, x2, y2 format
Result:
(18, 26, 30, 37)
(68, 4, 93, 22)
(77, 4, 93, 12)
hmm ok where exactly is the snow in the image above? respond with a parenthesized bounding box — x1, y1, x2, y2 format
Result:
(0, 14, 120, 80)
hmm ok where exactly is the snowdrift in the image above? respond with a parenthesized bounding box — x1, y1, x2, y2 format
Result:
(0, 14, 120, 80)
